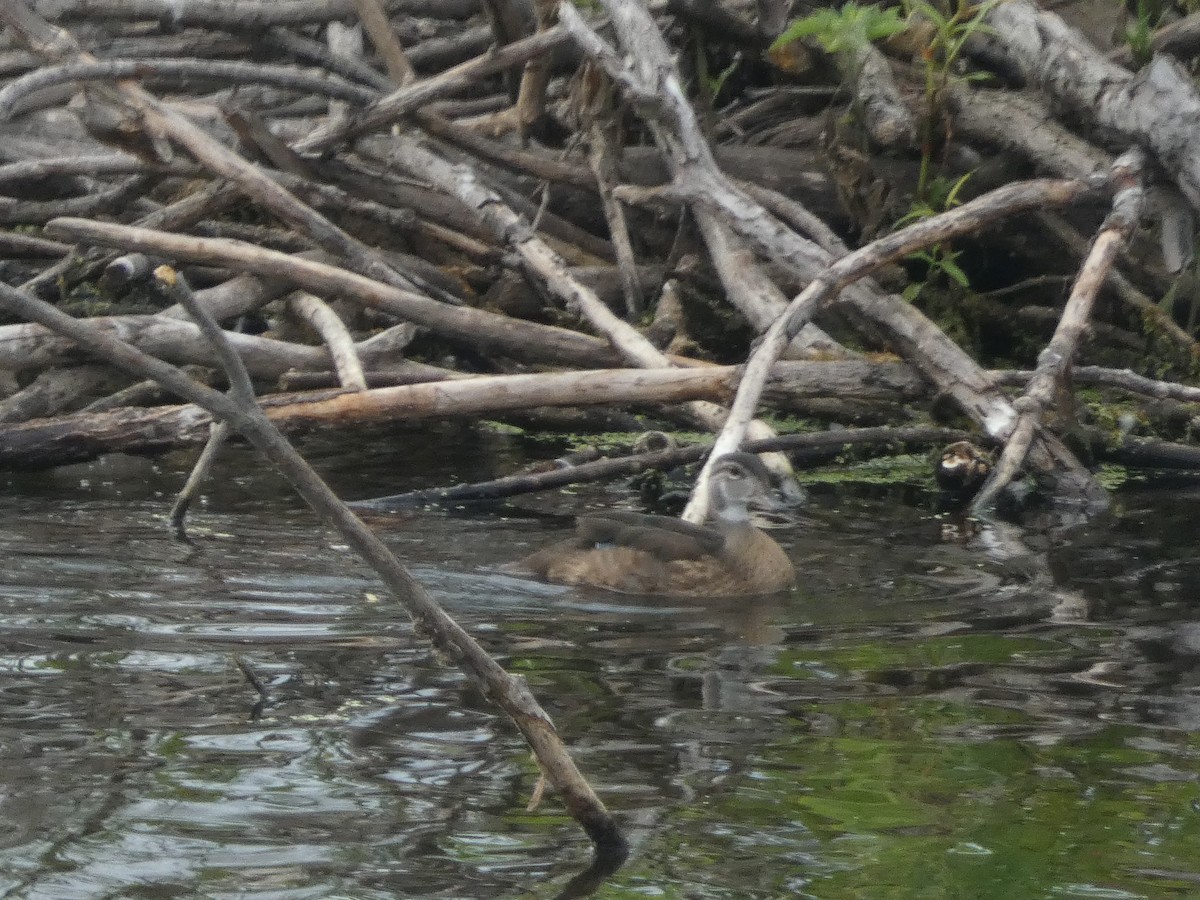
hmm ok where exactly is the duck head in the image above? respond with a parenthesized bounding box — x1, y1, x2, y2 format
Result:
(708, 453, 780, 525)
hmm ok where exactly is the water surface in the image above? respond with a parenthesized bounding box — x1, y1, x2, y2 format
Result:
(1, 430, 1198, 898)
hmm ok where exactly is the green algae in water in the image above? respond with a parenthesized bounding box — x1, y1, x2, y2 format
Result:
(800, 452, 935, 487)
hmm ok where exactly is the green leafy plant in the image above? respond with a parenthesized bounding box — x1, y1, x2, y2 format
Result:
(1124, 0, 1168, 66)
(774, 1, 1002, 203)
(903, 0, 1002, 73)
(771, 2, 907, 55)
(895, 172, 973, 300)
(903, 0, 1005, 199)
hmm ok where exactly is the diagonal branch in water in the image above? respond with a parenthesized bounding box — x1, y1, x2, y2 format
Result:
(971, 149, 1147, 512)
(0, 273, 628, 857)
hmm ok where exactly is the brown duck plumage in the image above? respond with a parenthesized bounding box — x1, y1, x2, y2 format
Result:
(513, 453, 796, 596)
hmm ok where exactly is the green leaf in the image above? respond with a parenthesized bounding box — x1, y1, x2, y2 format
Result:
(863, 6, 908, 40)
(707, 55, 742, 100)
(944, 172, 973, 207)
(894, 203, 936, 228)
(940, 255, 971, 287)
(773, 3, 907, 54)
(771, 10, 842, 51)
(904, 0, 948, 30)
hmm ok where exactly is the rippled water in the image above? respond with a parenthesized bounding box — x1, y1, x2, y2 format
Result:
(1, 429, 1199, 898)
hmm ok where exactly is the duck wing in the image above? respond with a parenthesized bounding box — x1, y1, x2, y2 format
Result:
(575, 511, 724, 561)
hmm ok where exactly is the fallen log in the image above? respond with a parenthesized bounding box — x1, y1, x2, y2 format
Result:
(0, 360, 927, 469)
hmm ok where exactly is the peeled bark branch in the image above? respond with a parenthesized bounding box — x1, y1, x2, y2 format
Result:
(0, 58, 379, 119)
(33, 0, 395, 28)
(971, 149, 1147, 512)
(374, 129, 800, 498)
(834, 41, 917, 150)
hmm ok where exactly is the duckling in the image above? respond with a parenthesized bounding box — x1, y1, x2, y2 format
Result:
(512, 452, 796, 596)
(935, 440, 992, 501)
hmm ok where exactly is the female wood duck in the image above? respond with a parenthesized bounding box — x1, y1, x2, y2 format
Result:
(512, 453, 796, 596)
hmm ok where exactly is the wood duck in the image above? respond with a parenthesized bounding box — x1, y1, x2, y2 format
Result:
(512, 453, 796, 596)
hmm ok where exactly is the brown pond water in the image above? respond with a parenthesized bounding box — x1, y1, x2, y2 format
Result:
(1, 424, 1199, 898)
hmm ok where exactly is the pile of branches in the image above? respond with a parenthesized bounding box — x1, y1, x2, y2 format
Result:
(1, 0, 1200, 512)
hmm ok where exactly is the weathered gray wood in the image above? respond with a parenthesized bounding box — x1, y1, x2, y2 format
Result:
(981, 0, 1200, 210)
